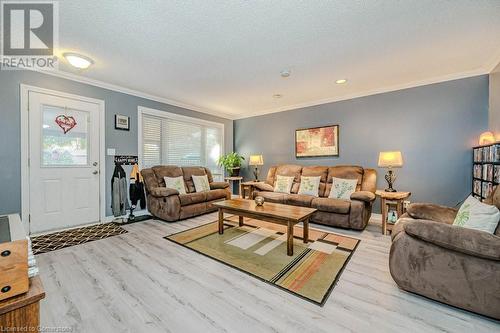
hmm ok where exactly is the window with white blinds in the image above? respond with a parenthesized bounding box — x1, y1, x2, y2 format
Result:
(139, 108, 224, 180)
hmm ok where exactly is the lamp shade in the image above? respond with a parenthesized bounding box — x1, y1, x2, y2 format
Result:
(378, 151, 403, 168)
(249, 155, 264, 166)
(479, 131, 495, 145)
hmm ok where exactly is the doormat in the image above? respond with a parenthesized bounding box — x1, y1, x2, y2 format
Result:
(165, 216, 359, 306)
(31, 223, 128, 255)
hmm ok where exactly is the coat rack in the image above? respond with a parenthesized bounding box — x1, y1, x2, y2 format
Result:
(112, 155, 151, 224)
(114, 155, 138, 165)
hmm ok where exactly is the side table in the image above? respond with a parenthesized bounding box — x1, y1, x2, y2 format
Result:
(375, 190, 411, 235)
(224, 177, 243, 196)
(0, 276, 45, 331)
(240, 181, 260, 199)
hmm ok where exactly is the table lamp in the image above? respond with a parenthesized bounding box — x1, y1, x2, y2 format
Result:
(249, 155, 264, 181)
(378, 151, 403, 192)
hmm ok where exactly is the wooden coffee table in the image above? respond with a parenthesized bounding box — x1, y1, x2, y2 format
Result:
(213, 199, 316, 256)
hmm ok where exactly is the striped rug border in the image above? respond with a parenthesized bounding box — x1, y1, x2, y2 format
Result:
(164, 219, 360, 306)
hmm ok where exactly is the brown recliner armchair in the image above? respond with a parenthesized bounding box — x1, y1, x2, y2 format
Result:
(389, 192, 500, 319)
(141, 166, 231, 221)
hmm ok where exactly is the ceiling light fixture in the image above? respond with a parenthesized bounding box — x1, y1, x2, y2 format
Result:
(273, 94, 283, 99)
(335, 79, 348, 84)
(280, 69, 291, 78)
(63, 52, 94, 69)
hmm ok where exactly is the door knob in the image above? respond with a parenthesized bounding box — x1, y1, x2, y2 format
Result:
(93, 170, 99, 175)
(93, 162, 98, 166)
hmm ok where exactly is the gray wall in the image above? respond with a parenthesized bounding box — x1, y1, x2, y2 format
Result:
(489, 62, 500, 138)
(235, 75, 489, 210)
(0, 70, 233, 216)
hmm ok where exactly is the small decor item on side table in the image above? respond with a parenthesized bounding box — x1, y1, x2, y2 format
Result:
(378, 151, 403, 192)
(218, 152, 245, 177)
(249, 154, 264, 181)
(254, 196, 265, 206)
(115, 114, 130, 131)
(375, 190, 411, 235)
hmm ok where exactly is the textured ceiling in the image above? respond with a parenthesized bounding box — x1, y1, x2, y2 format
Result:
(53, 0, 500, 119)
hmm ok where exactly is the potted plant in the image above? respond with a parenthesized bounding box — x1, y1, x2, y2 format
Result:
(218, 152, 245, 177)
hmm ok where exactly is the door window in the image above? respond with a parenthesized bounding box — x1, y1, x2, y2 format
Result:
(41, 105, 90, 166)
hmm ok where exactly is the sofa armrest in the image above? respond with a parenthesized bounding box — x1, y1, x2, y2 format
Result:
(350, 191, 375, 203)
(403, 220, 500, 261)
(253, 182, 274, 192)
(407, 203, 458, 224)
(149, 187, 179, 198)
(210, 182, 229, 190)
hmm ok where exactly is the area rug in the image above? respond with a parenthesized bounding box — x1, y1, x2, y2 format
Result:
(32, 223, 128, 255)
(165, 216, 359, 305)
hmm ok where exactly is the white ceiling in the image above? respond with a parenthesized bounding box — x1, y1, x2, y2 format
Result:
(52, 0, 500, 119)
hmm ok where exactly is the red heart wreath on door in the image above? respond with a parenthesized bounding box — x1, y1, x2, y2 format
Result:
(55, 115, 77, 134)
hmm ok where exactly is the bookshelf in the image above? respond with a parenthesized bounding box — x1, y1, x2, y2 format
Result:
(472, 142, 500, 201)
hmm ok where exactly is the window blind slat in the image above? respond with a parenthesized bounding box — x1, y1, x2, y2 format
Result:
(141, 112, 223, 180)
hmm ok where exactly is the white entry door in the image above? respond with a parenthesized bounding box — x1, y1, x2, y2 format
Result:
(28, 92, 101, 234)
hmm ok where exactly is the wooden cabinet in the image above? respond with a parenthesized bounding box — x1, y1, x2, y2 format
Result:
(0, 276, 45, 331)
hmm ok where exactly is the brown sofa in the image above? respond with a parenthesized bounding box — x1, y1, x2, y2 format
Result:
(252, 164, 377, 230)
(141, 166, 231, 221)
(389, 195, 500, 319)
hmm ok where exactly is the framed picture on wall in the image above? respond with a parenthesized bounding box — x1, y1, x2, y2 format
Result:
(115, 114, 130, 131)
(295, 125, 339, 157)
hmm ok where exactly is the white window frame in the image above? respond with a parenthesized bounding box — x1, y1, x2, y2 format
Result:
(137, 106, 224, 178)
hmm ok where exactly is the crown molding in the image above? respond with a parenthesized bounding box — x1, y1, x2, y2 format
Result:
(233, 67, 490, 120)
(30, 68, 237, 120)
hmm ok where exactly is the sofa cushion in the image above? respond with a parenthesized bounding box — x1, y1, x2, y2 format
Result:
(285, 194, 315, 207)
(164, 176, 187, 194)
(274, 175, 294, 194)
(311, 197, 351, 214)
(206, 189, 228, 201)
(301, 166, 328, 196)
(192, 175, 211, 192)
(256, 191, 286, 203)
(328, 177, 358, 199)
(182, 167, 208, 193)
(327, 165, 364, 191)
(453, 195, 500, 234)
(297, 176, 321, 197)
(152, 166, 183, 187)
(179, 192, 208, 206)
(275, 165, 302, 193)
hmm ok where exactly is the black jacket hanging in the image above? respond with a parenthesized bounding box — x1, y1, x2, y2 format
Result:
(129, 164, 146, 210)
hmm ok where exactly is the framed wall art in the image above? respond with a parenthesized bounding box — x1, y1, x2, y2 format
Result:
(115, 114, 130, 131)
(295, 125, 339, 158)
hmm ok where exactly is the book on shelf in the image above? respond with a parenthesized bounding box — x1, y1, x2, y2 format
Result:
(473, 180, 482, 196)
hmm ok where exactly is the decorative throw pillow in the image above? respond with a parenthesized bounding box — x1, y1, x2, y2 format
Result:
(192, 175, 210, 192)
(453, 195, 500, 234)
(273, 175, 294, 194)
(164, 176, 186, 194)
(297, 176, 321, 197)
(328, 177, 358, 200)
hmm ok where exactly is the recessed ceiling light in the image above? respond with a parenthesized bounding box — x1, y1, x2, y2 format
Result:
(63, 52, 94, 69)
(273, 94, 283, 99)
(335, 79, 348, 84)
(280, 69, 291, 78)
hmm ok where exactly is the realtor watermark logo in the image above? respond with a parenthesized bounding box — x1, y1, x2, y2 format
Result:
(1, 0, 59, 70)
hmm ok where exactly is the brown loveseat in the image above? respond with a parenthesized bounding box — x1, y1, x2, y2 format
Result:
(389, 195, 500, 319)
(141, 166, 231, 221)
(252, 165, 377, 230)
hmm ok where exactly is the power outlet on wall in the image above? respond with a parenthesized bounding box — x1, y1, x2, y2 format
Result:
(403, 200, 411, 210)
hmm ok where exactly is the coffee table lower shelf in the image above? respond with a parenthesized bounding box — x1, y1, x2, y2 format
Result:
(216, 205, 312, 256)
